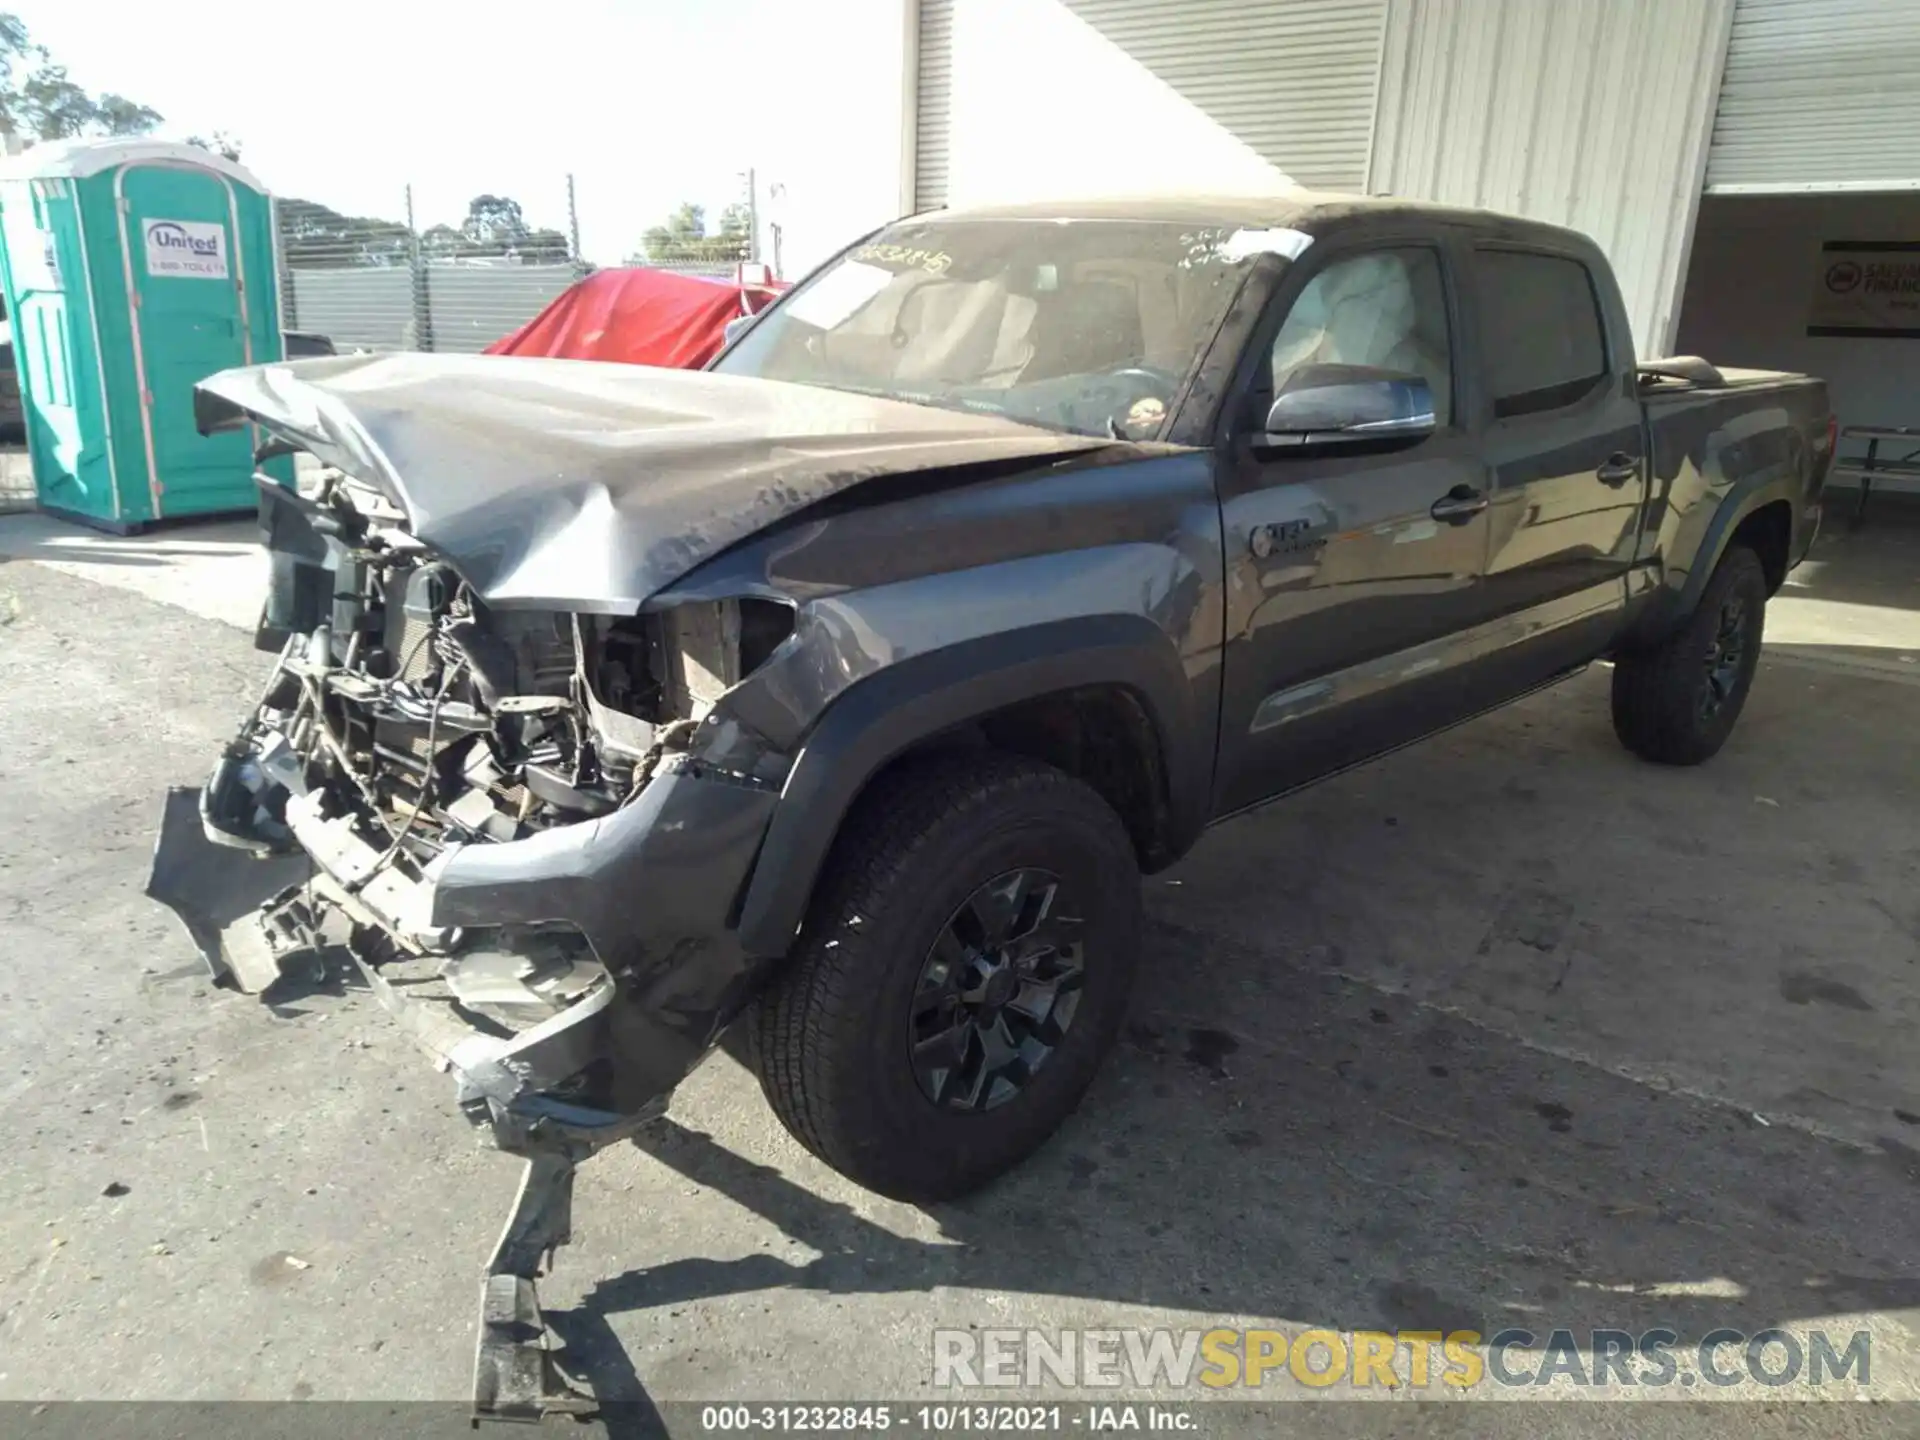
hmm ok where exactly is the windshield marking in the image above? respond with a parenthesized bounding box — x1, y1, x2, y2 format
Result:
(1219, 227, 1315, 263)
(851, 243, 955, 275)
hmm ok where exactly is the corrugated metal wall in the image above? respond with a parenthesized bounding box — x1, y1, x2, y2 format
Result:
(1059, 0, 1388, 189)
(916, 0, 1384, 210)
(287, 269, 414, 352)
(1706, 0, 1920, 192)
(284, 264, 579, 353)
(1370, 0, 1736, 355)
(914, 0, 954, 209)
(424, 264, 579, 354)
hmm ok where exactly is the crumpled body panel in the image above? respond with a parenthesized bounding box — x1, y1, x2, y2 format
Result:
(194, 353, 1108, 614)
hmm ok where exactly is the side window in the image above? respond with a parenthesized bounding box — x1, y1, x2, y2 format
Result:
(1264, 247, 1453, 424)
(1474, 250, 1609, 419)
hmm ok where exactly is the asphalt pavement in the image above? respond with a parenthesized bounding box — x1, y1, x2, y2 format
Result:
(1, 503, 1918, 1438)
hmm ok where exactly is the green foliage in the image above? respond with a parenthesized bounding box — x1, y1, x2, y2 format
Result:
(279, 197, 414, 268)
(641, 200, 753, 266)
(0, 11, 164, 141)
(282, 194, 573, 269)
(185, 130, 243, 161)
(463, 194, 526, 245)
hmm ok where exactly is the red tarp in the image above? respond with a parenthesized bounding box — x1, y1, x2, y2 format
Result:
(484, 267, 784, 370)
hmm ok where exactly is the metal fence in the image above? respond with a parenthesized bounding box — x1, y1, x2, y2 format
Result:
(273, 176, 765, 355)
(274, 178, 590, 353)
(283, 262, 584, 353)
(274, 177, 762, 355)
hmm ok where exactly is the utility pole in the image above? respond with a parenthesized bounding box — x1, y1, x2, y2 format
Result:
(566, 172, 583, 275)
(405, 183, 433, 352)
(768, 180, 787, 279)
(742, 167, 760, 263)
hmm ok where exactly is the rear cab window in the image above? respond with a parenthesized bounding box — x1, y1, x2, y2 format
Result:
(1472, 249, 1610, 419)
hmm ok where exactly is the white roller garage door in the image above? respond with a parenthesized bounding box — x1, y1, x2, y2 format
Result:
(1706, 0, 1920, 192)
(915, 0, 954, 210)
(914, 0, 1387, 211)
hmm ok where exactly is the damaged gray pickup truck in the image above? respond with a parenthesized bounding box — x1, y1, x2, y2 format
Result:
(150, 194, 1833, 1417)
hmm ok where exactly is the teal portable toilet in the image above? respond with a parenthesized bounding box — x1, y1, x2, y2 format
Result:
(0, 139, 285, 532)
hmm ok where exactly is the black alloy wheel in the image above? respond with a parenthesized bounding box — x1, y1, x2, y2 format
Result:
(749, 753, 1142, 1201)
(908, 867, 1086, 1111)
(1700, 590, 1750, 721)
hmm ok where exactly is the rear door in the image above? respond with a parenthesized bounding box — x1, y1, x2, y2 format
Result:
(119, 165, 255, 518)
(1466, 245, 1645, 684)
(1212, 236, 1502, 816)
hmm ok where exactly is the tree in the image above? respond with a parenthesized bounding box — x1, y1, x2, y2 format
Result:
(640, 200, 752, 266)
(464, 194, 527, 248)
(278, 191, 570, 272)
(420, 223, 468, 261)
(0, 11, 164, 141)
(16, 64, 94, 139)
(185, 130, 243, 162)
(515, 228, 572, 264)
(90, 93, 162, 134)
(278, 196, 411, 268)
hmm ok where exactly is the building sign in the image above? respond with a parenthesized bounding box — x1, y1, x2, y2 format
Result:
(1808, 242, 1920, 338)
(142, 218, 228, 280)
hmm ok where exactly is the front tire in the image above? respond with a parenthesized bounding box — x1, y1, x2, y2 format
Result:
(1611, 544, 1768, 766)
(750, 753, 1141, 1201)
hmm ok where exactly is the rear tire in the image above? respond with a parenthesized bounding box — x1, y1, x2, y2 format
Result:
(750, 753, 1140, 1201)
(1611, 544, 1767, 766)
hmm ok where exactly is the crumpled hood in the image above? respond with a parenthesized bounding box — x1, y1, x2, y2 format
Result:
(196, 352, 1111, 613)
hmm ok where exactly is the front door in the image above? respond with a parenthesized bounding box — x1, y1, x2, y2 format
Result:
(1213, 241, 1499, 816)
(119, 164, 255, 519)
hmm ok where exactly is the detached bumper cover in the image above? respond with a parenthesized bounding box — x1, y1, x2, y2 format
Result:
(148, 750, 780, 1422)
(150, 751, 778, 1134)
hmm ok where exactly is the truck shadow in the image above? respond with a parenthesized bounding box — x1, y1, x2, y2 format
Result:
(549, 913, 1920, 1408)
(548, 578, 1920, 1415)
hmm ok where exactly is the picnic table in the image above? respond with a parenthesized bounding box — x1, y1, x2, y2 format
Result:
(1834, 425, 1920, 527)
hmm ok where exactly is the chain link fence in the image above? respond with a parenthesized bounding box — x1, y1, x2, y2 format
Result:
(274, 178, 589, 354)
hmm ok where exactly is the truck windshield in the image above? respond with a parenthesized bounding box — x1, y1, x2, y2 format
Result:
(715, 217, 1267, 440)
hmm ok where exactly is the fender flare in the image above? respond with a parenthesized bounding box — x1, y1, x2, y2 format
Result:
(1630, 477, 1802, 649)
(1675, 476, 1801, 617)
(733, 613, 1210, 958)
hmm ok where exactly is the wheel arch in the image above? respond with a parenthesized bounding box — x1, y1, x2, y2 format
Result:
(733, 614, 1209, 958)
(1679, 481, 1800, 611)
(1626, 482, 1800, 651)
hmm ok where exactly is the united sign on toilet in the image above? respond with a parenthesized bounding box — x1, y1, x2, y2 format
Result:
(142, 217, 227, 280)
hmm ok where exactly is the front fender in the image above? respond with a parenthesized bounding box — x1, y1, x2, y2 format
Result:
(733, 613, 1207, 958)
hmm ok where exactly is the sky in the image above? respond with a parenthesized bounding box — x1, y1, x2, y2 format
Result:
(13, 0, 907, 272)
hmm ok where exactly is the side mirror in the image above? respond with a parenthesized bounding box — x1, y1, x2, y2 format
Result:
(1260, 364, 1436, 447)
(722, 313, 757, 348)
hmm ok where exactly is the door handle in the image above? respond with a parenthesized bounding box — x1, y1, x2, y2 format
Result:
(1429, 485, 1488, 524)
(1596, 452, 1639, 488)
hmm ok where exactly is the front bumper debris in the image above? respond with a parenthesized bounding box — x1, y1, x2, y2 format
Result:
(148, 731, 778, 1421)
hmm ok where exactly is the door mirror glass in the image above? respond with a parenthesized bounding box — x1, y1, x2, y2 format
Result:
(1261, 364, 1436, 446)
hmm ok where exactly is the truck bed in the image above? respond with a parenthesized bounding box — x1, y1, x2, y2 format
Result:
(1636, 362, 1831, 603)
